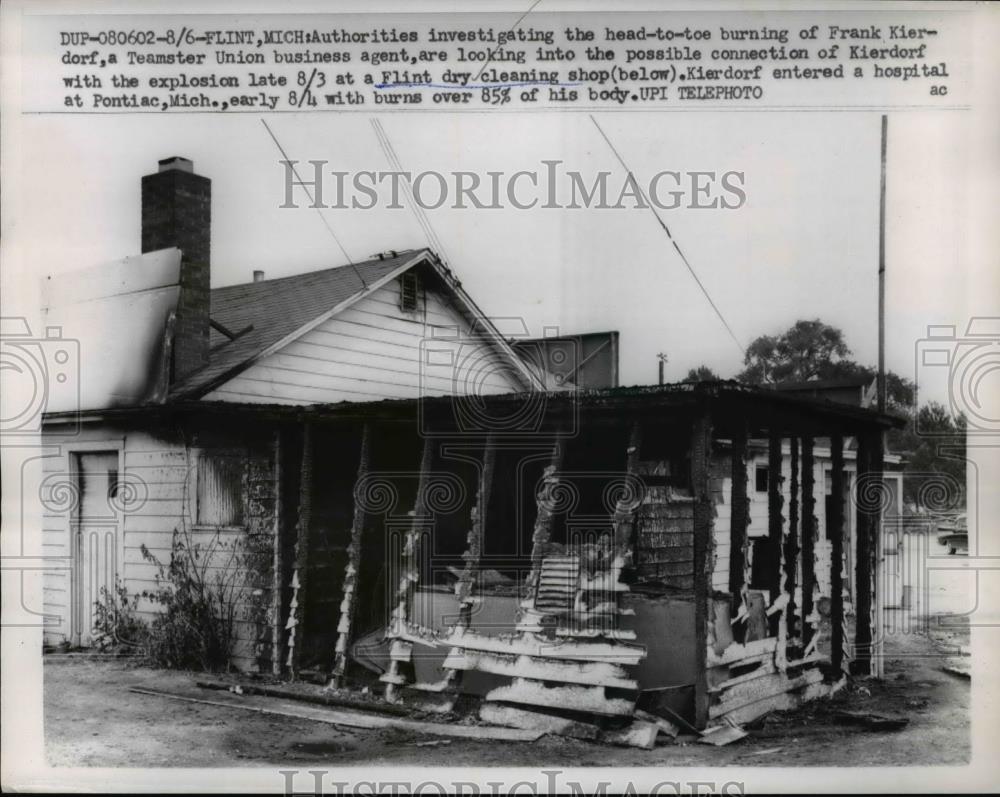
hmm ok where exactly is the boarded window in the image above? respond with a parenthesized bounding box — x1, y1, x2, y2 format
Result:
(399, 272, 420, 312)
(197, 452, 244, 526)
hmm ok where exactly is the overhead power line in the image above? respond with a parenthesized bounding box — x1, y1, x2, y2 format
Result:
(371, 118, 453, 266)
(260, 118, 367, 287)
(589, 115, 746, 358)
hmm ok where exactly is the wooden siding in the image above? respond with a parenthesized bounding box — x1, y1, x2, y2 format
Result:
(41, 423, 274, 670)
(204, 278, 523, 404)
(713, 446, 846, 600)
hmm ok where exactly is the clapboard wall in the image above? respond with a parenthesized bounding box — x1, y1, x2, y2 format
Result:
(41, 420, 276, 670)
(203, 277, 523, 404)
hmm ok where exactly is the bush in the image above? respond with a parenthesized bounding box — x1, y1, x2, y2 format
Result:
(92, 578, 148, 654)
(140, 526, 246, 672)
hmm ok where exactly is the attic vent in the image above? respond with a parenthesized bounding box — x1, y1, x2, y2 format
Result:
(399, 272, 420, 313)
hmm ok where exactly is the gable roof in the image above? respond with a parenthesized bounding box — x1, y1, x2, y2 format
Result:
(168, 248, 543, 400)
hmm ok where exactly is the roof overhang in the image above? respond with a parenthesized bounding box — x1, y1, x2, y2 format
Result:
(44, 381, 906, 438)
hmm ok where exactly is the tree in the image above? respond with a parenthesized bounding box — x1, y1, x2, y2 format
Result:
(737, 319, 851, 384)
(734, 319, 964, 510)
(892, 402, 967, 509)
(684, 365, 720, 382)
(736, 319, 914, 412)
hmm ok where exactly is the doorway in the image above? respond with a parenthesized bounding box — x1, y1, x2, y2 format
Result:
(72, 451, 120, 647)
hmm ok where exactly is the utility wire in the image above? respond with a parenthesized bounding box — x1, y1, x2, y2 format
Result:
(371, 120, 437, 253)
(371, 118, 453, 266)
(473, 0, 545, 82)
(589, 115, 746, 358)
(372, 119, 445, 258)
(260, 118, 367, 287)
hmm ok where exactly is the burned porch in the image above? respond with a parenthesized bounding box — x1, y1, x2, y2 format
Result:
(241, 381, 902, 733)
(43, 381, 900, 736)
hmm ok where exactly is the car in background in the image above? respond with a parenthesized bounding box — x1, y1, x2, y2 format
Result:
(937, 513, 968, 555)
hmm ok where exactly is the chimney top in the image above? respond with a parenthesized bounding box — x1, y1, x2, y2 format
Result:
(253, 270, 266, 282)
(158, 156, 194, 173)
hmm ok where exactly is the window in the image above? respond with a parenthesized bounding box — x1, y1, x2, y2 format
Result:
(196, 452, 244, 526)
(399, 272, 420, 312)
(755, 466, 769, 493)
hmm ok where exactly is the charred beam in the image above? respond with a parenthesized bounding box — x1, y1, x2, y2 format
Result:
(271, 428, 284, 676)
(519, 437, 566, 628)
(830, 435, 846, 675)
(691, 409, 714, 730)
(728, 426, 749, 615)
(800, 436, 817, 651)
(329, 423, 372, 688)
(853, 431, 884, 675)
(287, 421, 313, 677)
(457, 436, 496, 629)
(784, 438, 800, 649)
(382, 434, 435, 702)
(767, 434, 785, 637)
(613, 421, 642, 551)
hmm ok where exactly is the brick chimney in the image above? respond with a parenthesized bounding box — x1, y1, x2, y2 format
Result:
(141, 156, 211, 381)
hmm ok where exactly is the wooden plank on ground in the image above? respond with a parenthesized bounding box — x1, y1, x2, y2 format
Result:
(711, 666, 823, 712)
(485, 679, 635, 716)
(712, 677, 830, 727)
(128, 686, 543, 741)
(479, 703, 600, 740)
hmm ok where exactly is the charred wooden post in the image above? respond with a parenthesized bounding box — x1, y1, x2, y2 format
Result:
(728, 427, 750, 621)
(271, 428, 284, 676)
(613, 421, 643, 552)
(853, 431, 883, 675)
(691, 409, 715, 730)
(329, 423, 372, 688)
(800, 436, 817, 653)
(456, 436, 496, 629)
(287, 422, 313, 677)
(382, 434, 434, 702)
(593, 421, 642, 638)
(767, 434, 785, 637)
(784, 438, 800, 649)
(829, 435, 847, 675)
(517, 437, 565, 632)
(439, 438, 497, 696)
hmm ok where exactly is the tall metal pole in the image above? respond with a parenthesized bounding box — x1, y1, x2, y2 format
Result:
(878, 115, 888, 414)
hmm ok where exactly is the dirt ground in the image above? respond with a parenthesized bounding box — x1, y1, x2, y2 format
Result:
(43, 612, 969, 769)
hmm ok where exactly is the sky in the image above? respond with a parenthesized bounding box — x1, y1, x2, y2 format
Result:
(11, 107, 988, 406)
